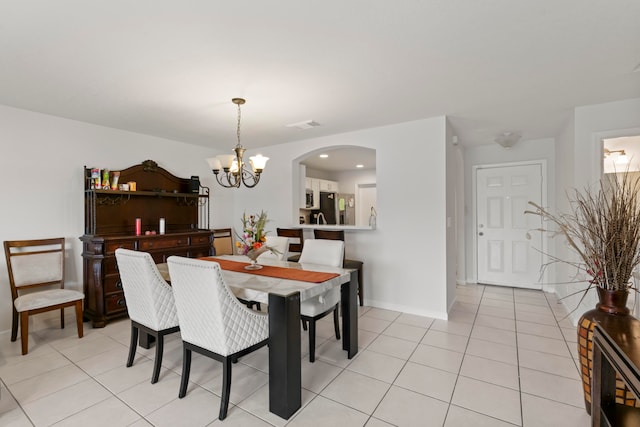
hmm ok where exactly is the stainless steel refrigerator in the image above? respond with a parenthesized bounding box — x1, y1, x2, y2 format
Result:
(337, 193, 356, 225)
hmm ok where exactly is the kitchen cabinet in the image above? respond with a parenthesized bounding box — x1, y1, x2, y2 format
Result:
(311, 179, 320, 209)
(304, 177, 320, 209)
(319, 179, 338, 192)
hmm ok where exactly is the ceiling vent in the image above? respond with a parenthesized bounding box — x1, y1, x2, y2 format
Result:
(286, 120, 321, 130)
(495, 132, 521, 149)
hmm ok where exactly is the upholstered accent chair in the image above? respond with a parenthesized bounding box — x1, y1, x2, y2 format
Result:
(3, 237, 84, 355)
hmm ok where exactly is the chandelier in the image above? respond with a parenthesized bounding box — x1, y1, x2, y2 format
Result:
(206, 98, 269, 188)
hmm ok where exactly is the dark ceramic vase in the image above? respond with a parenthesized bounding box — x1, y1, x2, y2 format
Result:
(577, 287, 637, 414)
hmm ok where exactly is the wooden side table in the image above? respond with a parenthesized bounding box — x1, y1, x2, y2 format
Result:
(592, 316, 640, 426)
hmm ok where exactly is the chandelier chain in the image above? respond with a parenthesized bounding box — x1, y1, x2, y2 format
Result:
(236, 101, 242, 148)
(207, 97, 268, 189)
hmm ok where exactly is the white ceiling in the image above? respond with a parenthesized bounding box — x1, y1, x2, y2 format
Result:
(1, 1, 639, 151)
(301, 146, 376, 172)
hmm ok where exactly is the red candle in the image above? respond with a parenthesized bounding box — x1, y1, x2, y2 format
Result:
(135, 218, 141, 236)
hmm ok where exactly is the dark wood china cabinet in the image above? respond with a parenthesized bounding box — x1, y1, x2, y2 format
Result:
(80, 160, 213, 327)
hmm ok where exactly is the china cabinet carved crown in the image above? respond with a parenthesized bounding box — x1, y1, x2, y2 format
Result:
(80, 160, 213, 327)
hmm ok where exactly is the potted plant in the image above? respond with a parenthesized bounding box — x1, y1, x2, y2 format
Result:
(526, 171, 640, 414)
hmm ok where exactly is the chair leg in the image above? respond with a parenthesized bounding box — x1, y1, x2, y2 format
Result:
(333, 307, 341, 340)
(60, 308, 65, 329)
(127, 324, 139, 367)
(151, 333, 164, 384)
(20, 311, 29, 355)
(308, 319, 316, 363)
(11, 307, 18, 342)
(302, 318, 308, 331)
(358, 266, 363, 306)
(179, 346, 192, 398)
(219, 358, 233, 420)
(74, 301, 84, 338)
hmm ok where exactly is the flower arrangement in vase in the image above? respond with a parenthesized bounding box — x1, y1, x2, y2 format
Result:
(235, 211, 278, 270)
(526, 171, 640, 413)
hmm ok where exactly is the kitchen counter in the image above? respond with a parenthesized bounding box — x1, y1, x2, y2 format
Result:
(296, 224, 375, 230)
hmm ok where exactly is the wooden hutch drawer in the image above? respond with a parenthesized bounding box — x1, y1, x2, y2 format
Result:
(105, 241, 136, 254)
(149, 248, 189, 264)
(104, 256, 118, 273)
(190, 247, 212, 259)
(105, 293, 127, 314)
(104, 275, 124, 294)
(191, 234, 211, 246)
(139, 237, 188, 251)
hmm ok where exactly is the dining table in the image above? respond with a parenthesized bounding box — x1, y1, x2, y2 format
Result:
(155, 255, 359, 420)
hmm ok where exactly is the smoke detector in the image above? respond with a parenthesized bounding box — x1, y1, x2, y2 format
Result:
(285, 120, 321, 130)
(495, 132, 521, 149)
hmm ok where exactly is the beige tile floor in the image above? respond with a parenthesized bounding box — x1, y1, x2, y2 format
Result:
(0, 284, 591, 426)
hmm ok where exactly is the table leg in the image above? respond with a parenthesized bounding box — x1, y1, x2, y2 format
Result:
(268, 292, 301, 419)
(341, 270, 359, 358)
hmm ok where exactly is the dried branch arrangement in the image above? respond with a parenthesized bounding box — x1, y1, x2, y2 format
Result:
(526, 171, 640, 293)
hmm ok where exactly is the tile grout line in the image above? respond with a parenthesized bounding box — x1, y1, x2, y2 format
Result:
(440, 283, 485, 426)
(513, 287, 525, 427)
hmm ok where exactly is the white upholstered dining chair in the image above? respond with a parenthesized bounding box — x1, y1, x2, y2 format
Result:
(167, 255, 269, 421)
(4, 237, 84, 355)
(297, 238, 345, 362)
(257, 235, 290, 262)
(115, 249, 180, 384)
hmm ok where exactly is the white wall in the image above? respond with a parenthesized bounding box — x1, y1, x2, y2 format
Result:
(226, 117, 452, 318)
(445, 121, 462, 311)
(559, 97, 640, 323)
(462, 138, 556, 286)
(334, 169, 376, 196)
(0, 105, 225, 333)
(0, 107, 452, 324)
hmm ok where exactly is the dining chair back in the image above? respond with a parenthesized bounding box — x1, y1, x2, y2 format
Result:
(297, 238, 344, 362)
(313, 228, 364, 306)
(115, 248, 180, 383)
(276, 228, 304, 261)
(167, 255, 269, 420)
(3, 237, 84, 355)
(212, 228, 234, 255)
(257, 235, 289, 262)
(298, 239, 344, 267)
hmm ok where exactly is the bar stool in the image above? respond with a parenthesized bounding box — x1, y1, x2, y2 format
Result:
(313, 229, 364, 306)
(276, 227, 305, 262)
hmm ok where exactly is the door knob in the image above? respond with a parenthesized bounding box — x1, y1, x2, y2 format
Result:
(478, 232, 484, 236)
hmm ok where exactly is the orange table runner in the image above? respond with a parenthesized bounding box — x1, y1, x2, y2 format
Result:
(199, 257, 340, 283)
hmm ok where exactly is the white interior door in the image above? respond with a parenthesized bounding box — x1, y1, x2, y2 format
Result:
(476, 163, 543, 288)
